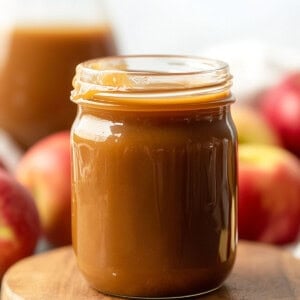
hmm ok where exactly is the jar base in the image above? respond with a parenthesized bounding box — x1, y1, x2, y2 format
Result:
(92, 283, 223, 299)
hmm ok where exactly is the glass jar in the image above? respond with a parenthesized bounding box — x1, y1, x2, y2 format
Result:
(0, 0, 117, 149)
(71, 55, 238, 298)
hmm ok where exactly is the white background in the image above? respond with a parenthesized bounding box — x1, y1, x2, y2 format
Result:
(106, 0, 300, 55)
(105, 0, 300, 100)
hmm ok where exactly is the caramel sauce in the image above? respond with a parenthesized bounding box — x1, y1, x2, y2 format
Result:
(71, 99, 237, 297)
(0, 26, 117, 148)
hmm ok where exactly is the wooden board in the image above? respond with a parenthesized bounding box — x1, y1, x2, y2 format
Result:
(1, 241, 300, 300)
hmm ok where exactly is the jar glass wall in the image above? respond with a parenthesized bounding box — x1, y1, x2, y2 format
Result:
(71, 55, 238, 298)
(0, 0, 117, 148)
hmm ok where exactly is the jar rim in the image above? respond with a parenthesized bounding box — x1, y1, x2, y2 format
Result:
(71, 55, 233, 109)
(78, 54, 229, 76)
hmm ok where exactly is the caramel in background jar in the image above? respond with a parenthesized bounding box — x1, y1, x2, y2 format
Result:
(0, 26, 117, 148)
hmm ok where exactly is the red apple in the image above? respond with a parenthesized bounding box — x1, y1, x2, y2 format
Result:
(0, 169, 40, 278)
(260, 72, 300, 157)
(16, 131, 71, 247)
(238, 144, 300, 245)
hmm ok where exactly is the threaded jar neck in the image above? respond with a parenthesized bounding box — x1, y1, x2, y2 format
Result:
(71, 55, 234, 110)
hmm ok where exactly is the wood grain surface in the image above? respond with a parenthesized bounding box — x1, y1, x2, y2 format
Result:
(1, 241, 300, 300)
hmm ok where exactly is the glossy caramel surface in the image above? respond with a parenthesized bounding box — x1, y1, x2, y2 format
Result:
(71, 103, 237, 297)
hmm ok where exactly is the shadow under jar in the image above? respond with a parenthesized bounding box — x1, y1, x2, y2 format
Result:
(70, 55, 238, 298)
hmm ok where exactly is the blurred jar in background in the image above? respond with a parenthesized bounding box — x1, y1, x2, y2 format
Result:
(0, 0, 117, 148)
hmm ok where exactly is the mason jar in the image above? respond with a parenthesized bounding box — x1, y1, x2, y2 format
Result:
(0, 0, 117, 148)
(71, 55, 238, 298)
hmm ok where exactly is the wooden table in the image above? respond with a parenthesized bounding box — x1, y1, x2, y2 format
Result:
(1, 241, 300, 300)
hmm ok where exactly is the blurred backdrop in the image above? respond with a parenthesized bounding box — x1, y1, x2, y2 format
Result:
(106, 0, 300, 100)
(106, 0, 300, 54)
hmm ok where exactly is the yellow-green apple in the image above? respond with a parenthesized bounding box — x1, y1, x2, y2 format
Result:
(0, 169, 40, 278)
(16, 131, 71, 247)
(260, 72, 300, 157)
(238, 144, 300, 245)
(231, 105, 280, 145)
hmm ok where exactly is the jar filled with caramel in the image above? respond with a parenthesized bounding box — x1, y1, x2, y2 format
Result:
(71, 55, 237, 298)
(0, 0, 117, 148)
